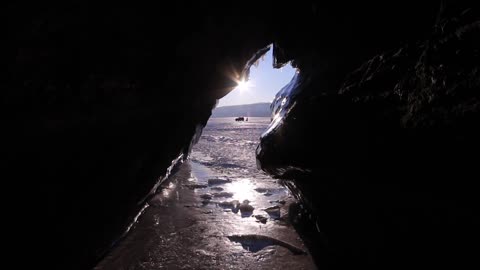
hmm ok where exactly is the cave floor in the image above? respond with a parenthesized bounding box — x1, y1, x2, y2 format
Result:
(94, 161, 316, 270)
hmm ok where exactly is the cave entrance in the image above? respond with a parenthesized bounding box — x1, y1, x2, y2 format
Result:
(179, 46, 314, 268)
(216, 46, 296, 110)
(189, 45, 297, 201)
(96, 46, 315, 269)
(191, 45, 296, 192)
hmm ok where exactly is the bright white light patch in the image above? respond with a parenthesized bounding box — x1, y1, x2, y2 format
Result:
(235, 79, 251, 92)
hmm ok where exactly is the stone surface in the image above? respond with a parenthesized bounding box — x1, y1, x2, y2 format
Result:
(257, 6, 480, 269)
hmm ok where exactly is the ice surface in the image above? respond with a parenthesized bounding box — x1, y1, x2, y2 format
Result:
(95, 117, 316, 270)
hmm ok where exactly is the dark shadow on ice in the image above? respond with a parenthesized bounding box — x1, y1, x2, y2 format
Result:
(218, 200, 240, 213)
(218, 163, 245, 169)
(207, 178, 232, 185)
(227, 234, 307, 255)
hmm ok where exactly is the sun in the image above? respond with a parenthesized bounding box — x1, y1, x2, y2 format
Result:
(235, 79, 250, 92)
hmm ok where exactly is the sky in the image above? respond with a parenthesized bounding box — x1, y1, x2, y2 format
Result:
(217, 48, 296, 107)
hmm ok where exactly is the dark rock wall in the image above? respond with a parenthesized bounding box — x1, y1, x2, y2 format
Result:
(5, 1, 478, 269)
(6, 3, 272, 269)
(258, 3, 479, 269)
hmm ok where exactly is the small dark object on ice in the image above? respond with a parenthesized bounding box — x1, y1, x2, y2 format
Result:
(200, 194, 213, 200)
(213, 192, 234, 198)
(208, 178, 232, 185)
(239, 200, 254, 216)
(254, 187, 268, 193)
(254, 215, 268, 224)
(183, 184, 208, 189)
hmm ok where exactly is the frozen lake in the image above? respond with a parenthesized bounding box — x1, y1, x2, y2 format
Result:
(95, 117, 316, 270)
(190, 117, 285, 207)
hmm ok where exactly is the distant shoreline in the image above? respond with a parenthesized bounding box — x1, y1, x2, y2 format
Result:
(211, 102, 271, 118)
(216, 101, 271, 108)
(210, 116, 270, 118)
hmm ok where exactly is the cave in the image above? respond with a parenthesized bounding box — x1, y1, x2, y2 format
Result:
(6, 1, 480, 269)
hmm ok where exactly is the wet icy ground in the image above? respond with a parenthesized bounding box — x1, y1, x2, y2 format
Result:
(95, 117, 316, 269)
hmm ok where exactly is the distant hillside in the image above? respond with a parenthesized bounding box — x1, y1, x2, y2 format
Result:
(211, 102, 271, 118)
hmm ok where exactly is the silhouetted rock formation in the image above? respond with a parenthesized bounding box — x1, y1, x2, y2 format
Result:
(5, 1, 478, 269)
(258, 4, 480, 269)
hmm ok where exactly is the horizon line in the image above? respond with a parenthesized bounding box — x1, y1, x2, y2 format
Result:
(215, 101, 272, 108)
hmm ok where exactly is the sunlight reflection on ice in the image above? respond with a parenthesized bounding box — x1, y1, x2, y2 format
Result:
(226, 178, 257, 202)
(161, 182, 176, 197)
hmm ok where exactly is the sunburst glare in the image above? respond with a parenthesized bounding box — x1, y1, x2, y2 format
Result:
(235, 79, 251, 92)
(218, 47, 296, 107)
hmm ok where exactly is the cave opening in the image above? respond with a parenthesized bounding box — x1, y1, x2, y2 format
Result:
(188, 44, 299, 214)
(179, 45, 316, 267)
(94, 46, 318, 269)
(216, 45, 296, 109)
